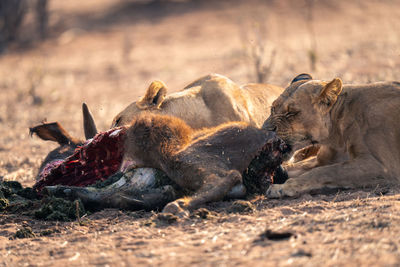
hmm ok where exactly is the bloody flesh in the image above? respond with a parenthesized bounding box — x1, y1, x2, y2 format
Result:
(34, 127, 127, 193)
(243, 135, 288, 195)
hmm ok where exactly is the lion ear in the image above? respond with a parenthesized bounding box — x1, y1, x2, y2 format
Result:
(291, 73, 312, 84)
(136, 80, 167, 109)
(318, 78, 343, 106)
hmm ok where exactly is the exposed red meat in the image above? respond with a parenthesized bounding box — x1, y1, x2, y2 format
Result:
(34, 127, 127, 193)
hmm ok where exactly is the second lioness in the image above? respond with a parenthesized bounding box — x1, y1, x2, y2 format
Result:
(264, 73, 400, 198)
(111, 73, 283, 129)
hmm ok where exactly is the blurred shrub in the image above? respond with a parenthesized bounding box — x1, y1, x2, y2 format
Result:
(0, 0, 27, 52)
(36, 0, 48, 39)
(0, 0, 48, 53)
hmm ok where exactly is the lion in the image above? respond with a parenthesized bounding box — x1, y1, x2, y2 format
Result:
(111, 73, 283, 129)
(263, 73, 400, 198)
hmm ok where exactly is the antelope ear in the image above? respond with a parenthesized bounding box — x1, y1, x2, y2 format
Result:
(318, 78, 343, 106)
(29, 122, 81, 145)
(82, 103, 98, 139)
(136, 80, 167, 109)
(291, 73, 312, 84)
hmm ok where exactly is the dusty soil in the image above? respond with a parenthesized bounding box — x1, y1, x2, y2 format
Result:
(1, 0, 400, 266)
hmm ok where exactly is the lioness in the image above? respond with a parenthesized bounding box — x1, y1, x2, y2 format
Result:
(264, 73, 400, 198)
(111, 73, 283, 129)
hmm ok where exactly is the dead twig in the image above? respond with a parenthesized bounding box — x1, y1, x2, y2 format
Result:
(75, 200, 81, 225)
(305, 0, 318, 71)
(239, 16, 276, 83)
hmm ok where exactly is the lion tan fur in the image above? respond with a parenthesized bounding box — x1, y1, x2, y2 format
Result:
(264, 73, 400, 198)
(112, 74, 283, 129)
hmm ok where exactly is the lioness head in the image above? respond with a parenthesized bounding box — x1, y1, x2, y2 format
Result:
(263, 73, 343, 156)
(111, 80, 167, 128)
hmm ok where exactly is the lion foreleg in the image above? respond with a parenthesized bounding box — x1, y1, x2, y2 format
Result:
(283, 156, 318, 177)
(267, 156, 386, 198)
(291, 145, 320, 163)
(284, 145, 340, 178)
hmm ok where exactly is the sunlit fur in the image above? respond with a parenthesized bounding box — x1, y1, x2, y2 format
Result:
(265, 74, 400, 198)
(112, 73, 283, 129)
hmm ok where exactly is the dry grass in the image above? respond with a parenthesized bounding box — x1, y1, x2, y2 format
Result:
(2, 189, 400, 266)
(1, 0, 400, 265)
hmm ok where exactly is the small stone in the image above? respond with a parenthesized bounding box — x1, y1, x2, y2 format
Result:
(14, 226, 36, 239)
(291, 249, 312, 257)
(227, 200, 255, 213)
(156, 213, 178, 224)
(192, 208, 216, 219)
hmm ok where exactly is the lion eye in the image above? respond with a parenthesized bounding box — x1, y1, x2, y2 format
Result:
(285, 111, 299, 119)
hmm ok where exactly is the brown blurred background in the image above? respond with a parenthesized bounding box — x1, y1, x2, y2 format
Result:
(0, 0, 399, 185)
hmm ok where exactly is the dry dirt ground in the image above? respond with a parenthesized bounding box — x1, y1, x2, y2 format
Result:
(1, 0, 400, 266)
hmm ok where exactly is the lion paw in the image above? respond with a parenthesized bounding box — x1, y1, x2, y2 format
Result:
(162, 200, 190, 218)
(266, 183, 299, 198)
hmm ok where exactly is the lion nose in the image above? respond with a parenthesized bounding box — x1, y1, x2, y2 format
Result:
(264, 123, 277, 131)
(262, 120, 276, 131)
